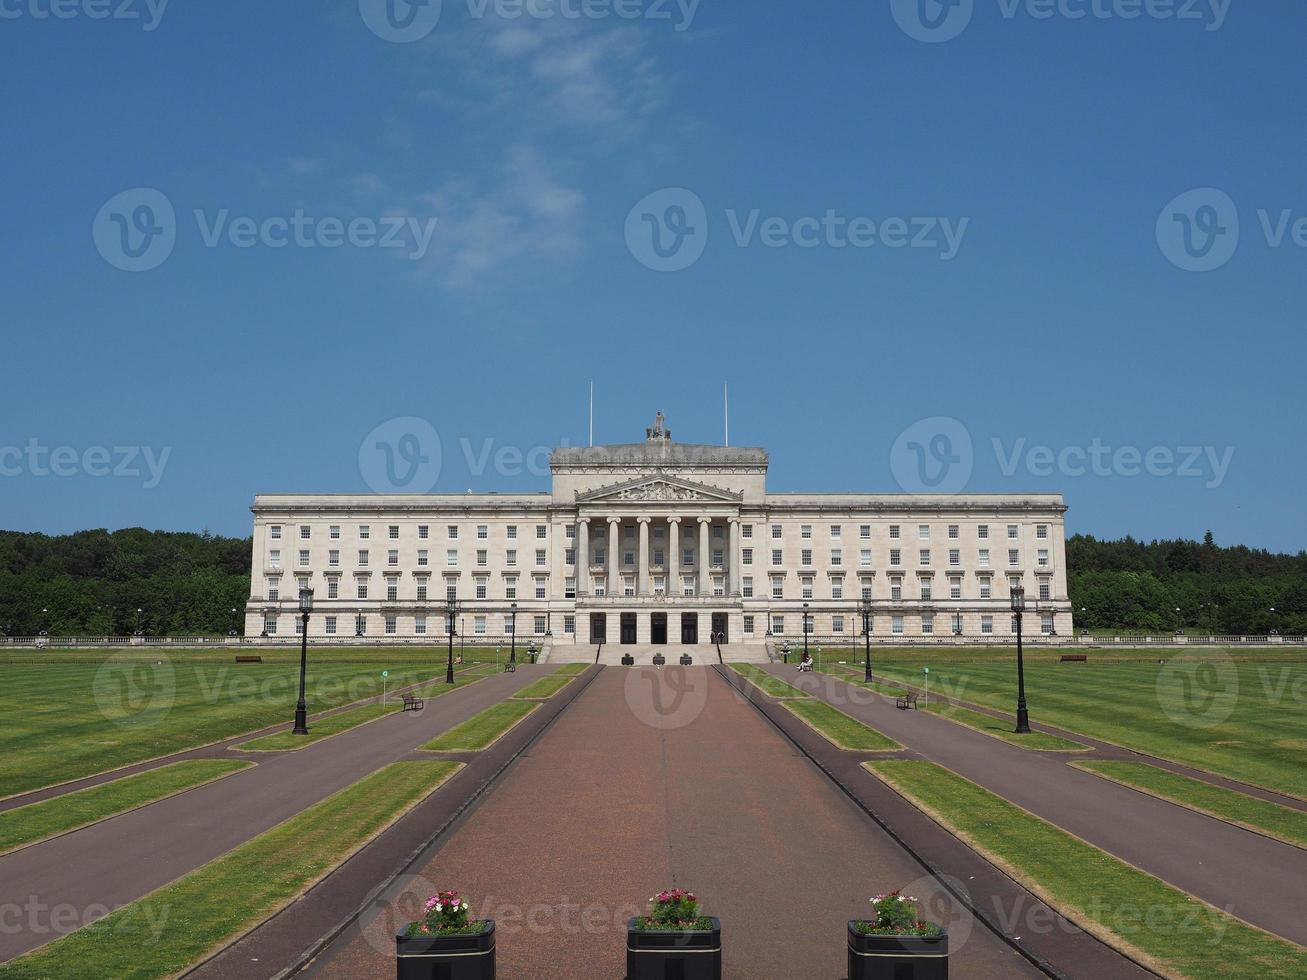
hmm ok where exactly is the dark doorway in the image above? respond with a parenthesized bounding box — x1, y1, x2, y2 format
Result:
(651, 613, 668, 645)
(681, 613, 699, 644)
(620, 613, 638, 645)
(711, 613, 729, 644)
(590, 613, 607, 644)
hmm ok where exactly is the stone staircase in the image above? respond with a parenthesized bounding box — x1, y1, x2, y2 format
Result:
(544, 643, 771, 666)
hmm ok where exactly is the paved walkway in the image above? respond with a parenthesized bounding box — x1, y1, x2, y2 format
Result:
(307, 667, 1038, 979)
(0, 666, 553, 964)
(762, 663, 1307, 946)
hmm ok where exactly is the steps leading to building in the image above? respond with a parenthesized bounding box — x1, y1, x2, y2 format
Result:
(544, 644, 771, 666)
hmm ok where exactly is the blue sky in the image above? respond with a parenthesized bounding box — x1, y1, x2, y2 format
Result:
(2, 0, 1304, 549)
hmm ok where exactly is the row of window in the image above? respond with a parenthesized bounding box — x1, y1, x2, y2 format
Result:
(269, 613, 560, 637)
(269, 524, 553, 541)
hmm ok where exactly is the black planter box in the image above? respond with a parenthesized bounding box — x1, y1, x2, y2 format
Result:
(847, 923, 947, 980)
(627, 917, 721, 980)
(622, 654, 636, 666)
(652, 654, 667, 666)
(396, 922, 496, 980)
(679, 655, 694, 666)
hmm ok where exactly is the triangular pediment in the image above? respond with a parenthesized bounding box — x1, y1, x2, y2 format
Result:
(577, 472, 743, 504)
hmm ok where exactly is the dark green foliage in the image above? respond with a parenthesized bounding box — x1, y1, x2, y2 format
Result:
(0, 529, 251, 636)
(1068, 531, 1307, 634)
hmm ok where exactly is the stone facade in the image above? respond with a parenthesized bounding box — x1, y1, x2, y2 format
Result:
(246, 414, 1073, 643)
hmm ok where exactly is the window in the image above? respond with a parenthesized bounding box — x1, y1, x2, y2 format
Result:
(980, 577, 992, 599)
(1008, 549, 1020, 567)
(475, 617, 487, 635)
(921, 614, 934, 635)
(742, 576, 754, 599)
(654, 576, 665, 596)
(267, 581, 279, 601)
(771, 525, 782, 539)
(330, 525, 340, 539)
(506, 549, 518, 567)
(920, 581, 932, 601)
(477, 550, 488, 567)
(713, 577, 725, 598)
(861, 581, 873, 600)
(535, 579, 547, 600)
(831, 549, 842, 567)
(772, 614, 785, 635)
(475, 580, 488, 600)
(802, 577, 814, 600)
(981, 615, 994, 635)
(801, 548, 813, 567)
(950, 577, 962, 599)
(1037, 548, 1050, 568)
(919, 525, 930, 540)
(446, 549, 458, 567)
(949, 548, 960, 567)
(564, 615, 576, 635)
(565, 577, 576, 599)
(1008, 524, 1019, 539)
(891, 615, 904, 635)
(596, 550, 607, 567)
(978, 524, 989, 539)
(269, 549, 281, 568)
(270, 525, 282, 540)
(889, 525, 900, 539)
(1041, 613, 1055, 635)
(327, 579, 339, 599)
(860, 549, 872, 567)
(831, 579, 844, 600)
(416, 583, 428, 601)
(742, 524, 753, 538)
(772, 549, 783, 567)
(388, 525, 399, 540)
(329, 549, 340, 567)
(566, 524, 576, 539)
(448, 525, 459, 540)
(860, 525, 871, 539)
(948, 525, 959, 540)
(388, 549, 399, 566)
(801, 525, 812, 539)
(830, 525, 841, 539)
(357, 582, 369, 600)
(771, 577, 785, 599)
(537, 525, 547, 539)
(890, 548, 902, 567)
(359, 525, 370, 539)
(506, 580, 518, 600)
(325, 616, 337, 635)
(358, 550, 369, 567)
(300, 525, 311, 540)
(891, 578, 903, 601)
(507, 525, 517, 539)
(682, 549, 693, 567)
(536, 549, 547, 567)
(298, 550, 309, 567)
(919, 549, 931, 566)
(446, 583, 457, 601)
(264, 616, 277, 635)
(386, 583, 398, 602)
(832, 615, 845, 633)
(712, 549, 724, 568)
(1039, 579, 1052, 601)
(743, 614, 755, 635)
(978, 548, 990, 568)
(623, 550, 635, 568)
(565, 548, 576, 566)
(477, 525, 488, 539)
(534, 615, 547, 635)
(415, 616, 427, 635)
(418, 549, 429, 567)
(1037, 524, 1049, 539)
(742, 547, 753, 565)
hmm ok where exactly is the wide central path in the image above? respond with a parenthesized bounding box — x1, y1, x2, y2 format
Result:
(308, 667, 1037, 979)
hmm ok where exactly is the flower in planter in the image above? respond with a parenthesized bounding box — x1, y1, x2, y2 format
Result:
(635, 888, 713, 931)
(854, 890, 943, 937)
(404, 890, 485, 937)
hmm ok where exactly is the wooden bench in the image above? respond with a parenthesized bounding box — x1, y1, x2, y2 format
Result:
(401, 694, 425, 712)
(235, 655, 263, 664)
(896, 693, 919, 711)
(1060, 655, 1088, 663)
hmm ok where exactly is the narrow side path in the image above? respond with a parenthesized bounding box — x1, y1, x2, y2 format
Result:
(0, 666, 553, 965)
(307, 666, 1038, 980)
(765, 664, 1307, 946)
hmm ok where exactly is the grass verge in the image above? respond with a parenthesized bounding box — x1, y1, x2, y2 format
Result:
(925, 702, 1089, 752)
(421, 701, 539, 752)
(726, 663, 812, 700)
(0, 760, 462, 980)
(1073, 761, 1307, 850)
(865, 759, 1306, 980)
(782, 699, 900, 750)
(0, 760, 251, 856)
(512, 674, 579, 700)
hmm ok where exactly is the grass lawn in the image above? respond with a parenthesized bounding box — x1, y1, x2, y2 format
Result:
(0, 647, 479, 798)
(512, 675, 578, 700)
(0, 760, 461, 980)
(0, 760, 251, 855)
(819, 647, 1307, 798)
(1073, 760, 1307, 850)
(237, 672, 489, 752)
(866, 759, 1307, 980)
(421, 701, 539, 752)
(781, 699, 900, 750)
(725, 663, 812, 700)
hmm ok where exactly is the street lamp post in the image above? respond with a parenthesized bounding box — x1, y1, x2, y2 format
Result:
(860, 596, 873, 683)
(445, 597, 459, 684)
(508, 602, 518, 672)
(292, 587, 314, 735)
(1011, 584, 1030, 734)
(802, 602, 810, 662)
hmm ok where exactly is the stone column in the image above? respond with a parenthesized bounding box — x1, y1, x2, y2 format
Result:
(637, 517, 651, 596)
(667, 518, 681, 595)
(698, 518, 712, 596)
(576, 519, 590, 596)
(728, 518, 741, 597)
(607, 518, 621, 597)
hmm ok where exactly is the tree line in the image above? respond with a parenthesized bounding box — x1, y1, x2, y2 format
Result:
(1, 527, 1304, 637)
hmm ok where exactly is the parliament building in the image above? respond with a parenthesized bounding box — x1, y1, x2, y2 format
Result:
(245, 414, 1073, 647)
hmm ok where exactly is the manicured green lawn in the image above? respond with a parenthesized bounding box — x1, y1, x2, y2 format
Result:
(0, 760, 461, 980)
(512, 674, 578, 700)
(421, 701, 539, 752)
(726, 663, 812, 699)
(820, 647, 1307, 798)
(782, 699, 900, 750)
(0, 760, 251, 855)
(1074, 760, 1307, 850)
(866, 759, 1306, 980)
(0, 648, 478, 798)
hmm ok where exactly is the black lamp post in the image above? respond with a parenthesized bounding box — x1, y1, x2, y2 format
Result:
(292, 587, 314, 735)
(507, 602, 518, 672)
(860, 596, 874, 682)
(802, 602, 810, 661)
(445, 596, 459, 684)
(1011, 584, 1030, 734)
